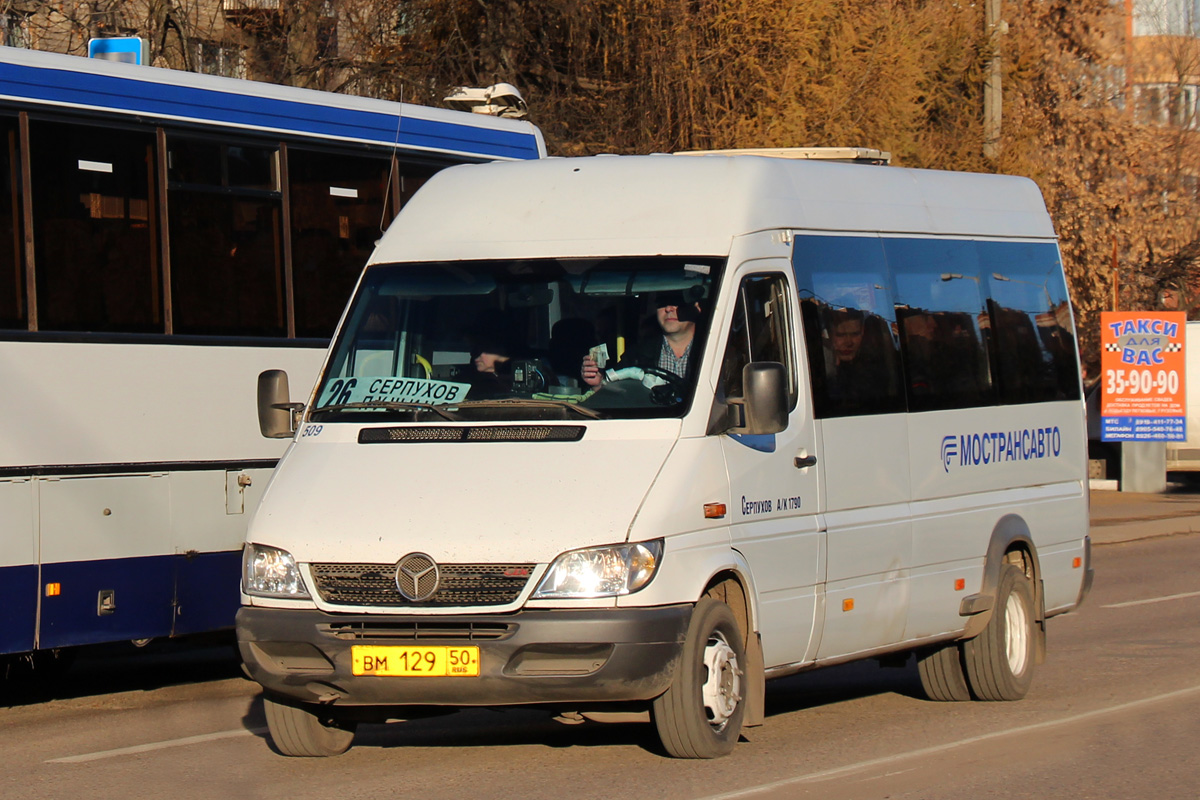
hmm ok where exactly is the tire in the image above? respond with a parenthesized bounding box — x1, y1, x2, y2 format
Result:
(652, 597, 747, 758)
(916, 642, 971, 702)
(264, 696, 357, 757)
(963, 562, 1037, 701)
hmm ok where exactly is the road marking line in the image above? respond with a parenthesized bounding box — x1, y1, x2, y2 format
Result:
(46, 727, 268, 764)
(1103, 590, 1200, 609)
(697, 685, 1200, 800)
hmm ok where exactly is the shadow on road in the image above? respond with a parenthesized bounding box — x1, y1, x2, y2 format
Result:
(0, 632, 246, 707)
(350, 708, 665, 754)
(4, 632, 930, 756)
(240, 691, 667, 756)
(236, 656, 928, 758)
(765, 657, 926, 717)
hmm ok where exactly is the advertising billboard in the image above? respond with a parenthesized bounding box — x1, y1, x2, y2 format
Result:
(1100, 311, 1186, 441)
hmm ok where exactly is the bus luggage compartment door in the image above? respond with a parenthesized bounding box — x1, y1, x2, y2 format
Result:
(37, 474, 175, 649)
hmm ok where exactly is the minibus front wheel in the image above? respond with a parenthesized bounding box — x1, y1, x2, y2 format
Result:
(652, 597, 747, 758)
(264, 695, 357, 757)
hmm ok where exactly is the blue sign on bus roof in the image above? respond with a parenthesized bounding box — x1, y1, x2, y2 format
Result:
(87, 37, 147, 66)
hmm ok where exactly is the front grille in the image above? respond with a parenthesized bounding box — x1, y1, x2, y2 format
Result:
(322, 620, 516, 641)
(310, 562, 535, 607)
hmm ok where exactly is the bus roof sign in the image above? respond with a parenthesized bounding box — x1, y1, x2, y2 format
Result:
(87, 37, 147, 66)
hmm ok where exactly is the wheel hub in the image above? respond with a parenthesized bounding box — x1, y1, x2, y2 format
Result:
(701, 631, 742, 730)
(1004, 591, 1030, 676)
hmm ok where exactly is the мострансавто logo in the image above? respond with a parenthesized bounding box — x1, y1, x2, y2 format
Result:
(941, 427, 1062, 473)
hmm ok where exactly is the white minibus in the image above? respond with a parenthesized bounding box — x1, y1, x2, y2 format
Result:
(239, 152, 1094, 758)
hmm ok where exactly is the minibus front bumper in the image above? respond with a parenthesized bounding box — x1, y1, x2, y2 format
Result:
(236, 604, 691, 708)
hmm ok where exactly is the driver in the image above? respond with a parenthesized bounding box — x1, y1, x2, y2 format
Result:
(581, 292, 701, 387)
(465, 332, 516, 399)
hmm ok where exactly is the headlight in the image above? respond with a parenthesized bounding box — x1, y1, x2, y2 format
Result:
(242, 543, 310, 599)
(532, 540, 662, 599)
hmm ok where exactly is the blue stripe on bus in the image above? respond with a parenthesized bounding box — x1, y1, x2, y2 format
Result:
(34, 550, 242, 652)
(173, 550, 244, 636)
(40, 555, 177, 650)
(0, 61, 541, 161)
(0, 563, 37, 654)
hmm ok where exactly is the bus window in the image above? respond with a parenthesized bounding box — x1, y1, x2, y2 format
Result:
(886, 238, 996, 412)
(167, 136, 285, 337)
(289, 147, 392, 339)
(29, 119, 160, 333)
(793, 235, 904, 418)
(0, 116, 21, 330)
(395, 159, 439, 210)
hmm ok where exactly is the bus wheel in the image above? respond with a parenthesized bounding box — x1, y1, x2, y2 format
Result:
(264, 696, 356, 757)
(652, 597, 746, 758)
(963, 563, 1036, 701)
(916, 642, 971, 702)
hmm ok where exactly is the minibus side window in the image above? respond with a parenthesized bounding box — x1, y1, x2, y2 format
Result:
(886, 238, 997, 412)
(719, 273, 797, 409)
(980, 241, 1081, 403)
(792, 235, 905, 418)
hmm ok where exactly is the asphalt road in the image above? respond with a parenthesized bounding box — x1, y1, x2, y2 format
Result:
(3, 531, 1198, 800)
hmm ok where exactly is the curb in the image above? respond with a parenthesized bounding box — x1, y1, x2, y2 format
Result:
(1090, 516, 1200, 545)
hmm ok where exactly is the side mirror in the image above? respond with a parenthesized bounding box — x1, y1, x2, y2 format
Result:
(727, 362, 788, 435)
(258, 369, 303, 439)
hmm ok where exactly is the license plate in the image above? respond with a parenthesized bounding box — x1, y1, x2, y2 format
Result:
(351, 645, 480, 677)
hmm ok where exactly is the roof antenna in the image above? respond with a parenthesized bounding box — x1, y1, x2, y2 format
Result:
(380, 85, 403, 238)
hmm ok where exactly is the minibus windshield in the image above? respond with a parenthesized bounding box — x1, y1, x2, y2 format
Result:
(311, 256, 723, 422)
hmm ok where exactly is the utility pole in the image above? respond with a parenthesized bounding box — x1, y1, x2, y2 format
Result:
(984, 0, 1004, 159)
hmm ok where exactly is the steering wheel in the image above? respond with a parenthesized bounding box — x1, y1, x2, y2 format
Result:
(640, 366, 686, 405)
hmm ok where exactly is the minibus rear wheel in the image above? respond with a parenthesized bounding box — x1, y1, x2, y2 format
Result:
(652, 597, 746, 758)
(264, 695, 357, 757)
(963, 563, 1036, 701)
(916, 643, 971, 702)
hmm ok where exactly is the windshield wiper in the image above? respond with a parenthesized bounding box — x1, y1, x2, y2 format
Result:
(314, 401, 460, 421)
(452, 398, 604, 420)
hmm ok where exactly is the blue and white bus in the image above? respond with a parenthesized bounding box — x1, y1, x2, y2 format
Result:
(0, 46, 545, 660)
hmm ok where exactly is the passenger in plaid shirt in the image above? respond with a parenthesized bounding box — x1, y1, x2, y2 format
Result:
(580, 292, 701, 387)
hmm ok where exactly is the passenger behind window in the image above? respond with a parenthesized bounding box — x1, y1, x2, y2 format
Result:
(465, 330, 517, 399)
(825, 306, 897, 414)
(900, 309, 993, 410)
(990, 304, 1044, 402)
(898, 307, 938, 400)
(942, 311, 994, 404)
(580, 291, 702, 386)
(1042, 301, 1080, 399)
(548, 317, 596, 389)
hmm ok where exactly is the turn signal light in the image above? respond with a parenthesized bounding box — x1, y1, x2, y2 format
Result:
(45, 583, 61, 597)
(703, 503, 727, 519)
(954, 578, 966, 591)
(842, 598, 855, 612)
(1072, 557, 1082, 568)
